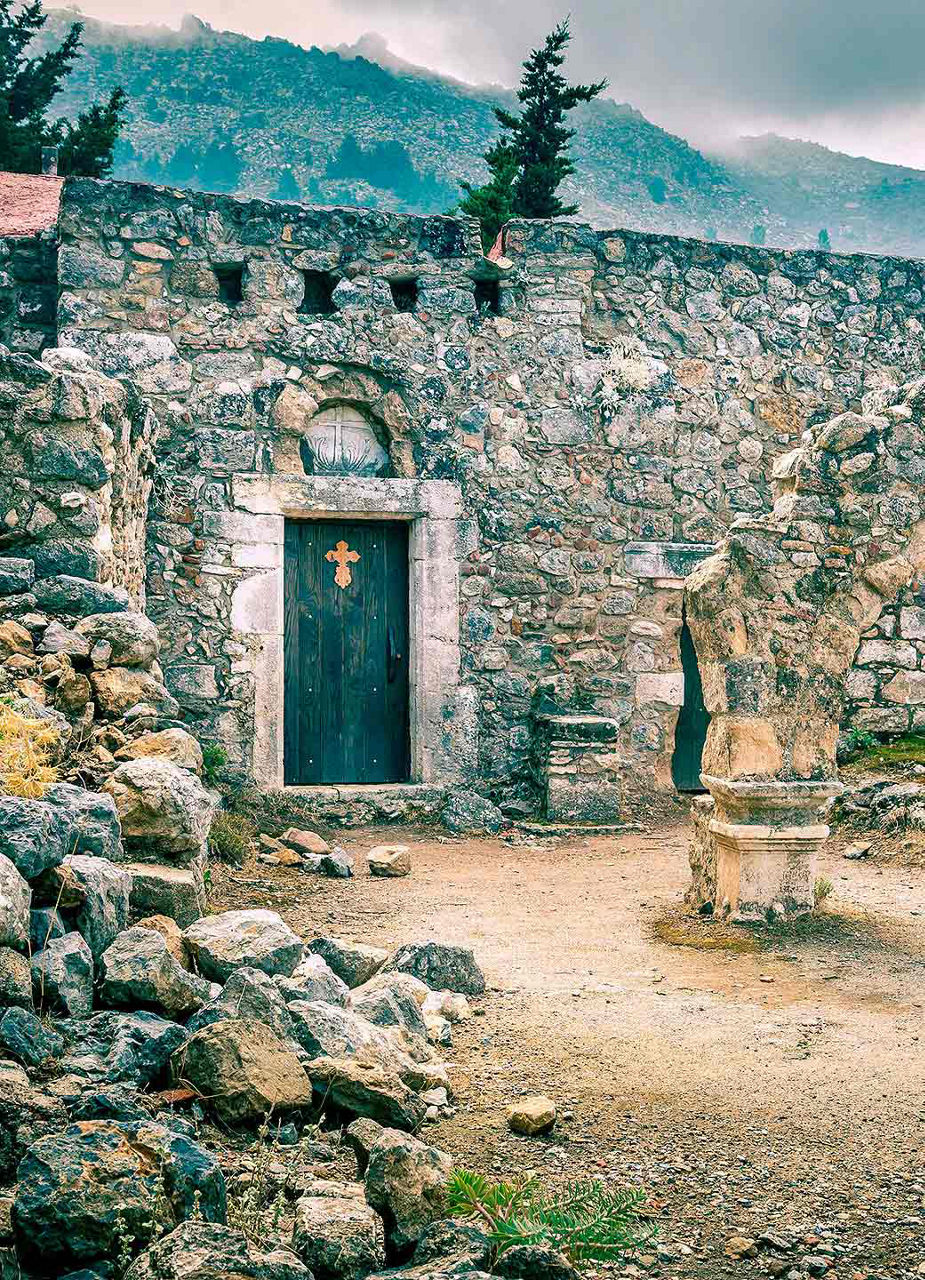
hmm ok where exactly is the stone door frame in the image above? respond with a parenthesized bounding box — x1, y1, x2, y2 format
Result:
(224, 473, 472, 790)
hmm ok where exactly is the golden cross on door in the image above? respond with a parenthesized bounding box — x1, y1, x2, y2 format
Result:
(326, 539, 360, 589)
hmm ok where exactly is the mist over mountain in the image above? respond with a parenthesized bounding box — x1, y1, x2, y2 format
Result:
(44, 10, 925, 256)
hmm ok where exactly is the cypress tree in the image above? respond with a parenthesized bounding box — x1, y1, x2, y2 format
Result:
(0, 0, 126, 176)
(456, 139, 519, 251)
(457, 19, 606, 249)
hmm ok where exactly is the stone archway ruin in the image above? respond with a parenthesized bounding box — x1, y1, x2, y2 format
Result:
(685, 380, 925, 921)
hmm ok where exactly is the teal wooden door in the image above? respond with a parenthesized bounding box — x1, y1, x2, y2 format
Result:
(284, 520, 410, 785)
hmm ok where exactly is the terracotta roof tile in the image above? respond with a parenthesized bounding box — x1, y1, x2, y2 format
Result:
(0, 171, 63, 237)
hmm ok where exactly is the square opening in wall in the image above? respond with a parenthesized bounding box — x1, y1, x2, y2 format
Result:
(299, 269, 337, 315)
(474, 278, 501, 315)
(389, 277, 418, 312)
(214, 264, 244, 304)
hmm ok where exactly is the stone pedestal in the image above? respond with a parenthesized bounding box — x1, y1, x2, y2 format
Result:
(538, 715, 623, 824)
(701, 775, 843, 922)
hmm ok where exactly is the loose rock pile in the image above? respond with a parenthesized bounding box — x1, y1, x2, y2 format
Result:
(0, 747, 508, 1279)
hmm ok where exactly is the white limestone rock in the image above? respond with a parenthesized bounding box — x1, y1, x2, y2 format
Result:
(183, 910, 304, 983)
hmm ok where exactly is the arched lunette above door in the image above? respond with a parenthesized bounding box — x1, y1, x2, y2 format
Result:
(300, 404, 390, 478)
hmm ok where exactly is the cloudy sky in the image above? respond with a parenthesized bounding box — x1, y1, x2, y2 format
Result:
(70, 0, 925, 168)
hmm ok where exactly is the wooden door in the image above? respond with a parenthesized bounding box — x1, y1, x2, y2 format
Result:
(284, 519, 410, 785)
(671, 619, 710, 793)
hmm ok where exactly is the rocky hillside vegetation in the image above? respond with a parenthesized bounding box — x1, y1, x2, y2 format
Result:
(41, 11, 925, 257)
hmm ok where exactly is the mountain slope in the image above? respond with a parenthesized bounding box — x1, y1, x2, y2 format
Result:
(718, 134, 925, 258)
(41, 12, 925, 256)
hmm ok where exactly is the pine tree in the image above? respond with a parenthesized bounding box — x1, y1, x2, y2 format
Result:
(818, 227, 831, 250)
(0, 0, 127, 176)
(457, 19, 606, 249)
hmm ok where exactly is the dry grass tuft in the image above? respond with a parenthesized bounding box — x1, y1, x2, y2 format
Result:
(0, 702, 58, 797)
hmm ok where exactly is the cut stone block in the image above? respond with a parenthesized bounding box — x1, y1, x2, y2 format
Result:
(127, 862, 207, 929)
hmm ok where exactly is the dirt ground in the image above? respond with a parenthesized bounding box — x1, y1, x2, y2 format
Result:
(212, 823, 925, 1279)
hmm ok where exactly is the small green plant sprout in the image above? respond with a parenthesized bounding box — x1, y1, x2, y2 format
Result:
(201, 741, 228, 787)
(840, 726, 878, 761)
(226, 1113, 289, 1246)
(814, 876, 834, 909)
(446, 1168, 652, 1267)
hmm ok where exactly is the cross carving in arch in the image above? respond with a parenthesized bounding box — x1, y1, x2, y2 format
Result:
(326, 539, 360, 589)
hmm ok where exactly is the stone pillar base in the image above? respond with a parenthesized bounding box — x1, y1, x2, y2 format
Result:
(701, 775, 843, 923)
(537, 714, 623, 824)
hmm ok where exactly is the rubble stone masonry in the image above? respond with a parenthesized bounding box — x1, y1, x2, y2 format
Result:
(27, 176, 925, 814)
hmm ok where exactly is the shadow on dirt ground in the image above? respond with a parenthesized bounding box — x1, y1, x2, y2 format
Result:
(211, 822, 925, 1279)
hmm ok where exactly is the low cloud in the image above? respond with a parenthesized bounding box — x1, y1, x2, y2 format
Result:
(74, 0, 925, 165)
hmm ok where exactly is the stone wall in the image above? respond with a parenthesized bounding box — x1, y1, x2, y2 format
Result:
(51, 177, 925, 814)
(0, 233, 57, 355)
(0, 345, 156, 610)
(844, 587, 925, 739)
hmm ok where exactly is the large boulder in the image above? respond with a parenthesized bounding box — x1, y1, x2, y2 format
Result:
(75, 611, 160, 667)
(440, 790, 504, 836)
(364, 1128, 454, 1255)
(0, 1007, 63, 1067)
(184, 910, 303, 982)
(31, 931, 94, 1017)
(277, 953, 349, 1007)
(350, 973, 429, 1040)
(0, 1082, 67, 1182)
(0, 557, 33, 596)
(43, 783, 122, 860)
(99, 926, 215, 1019)
(494, 1245, 579, 1279)
(173, 1018, 313, 1124)
(70, 854, 132, 958)
(0, 854, 29, 952)
(115, 728, 204, 774)
(306, 1057, 426, 1132)
(0, 795, 71, 879)
(307, 937, 388, 989)
(41, 854, 132, 959)
(91, 667, 179, 718)
(103, 758, 214, 863)
(292, 1184, 385, 1279)
(186, 967, 296, 1043)
(406, 1218, 492, 1272)
(125, 1221, 312, 1280)
(0, 619, 32, 657)
(383, 943, 485, 996)
(31, 575, 129, 618)
(12, 1119, 226, 1272)
(286, 1000, 410, 1072)
(60, 1010, 186, 1085)
(37, 619, 91, 658)
(126, 860, 206, 929)
(0, 945, 30, 1006)
(69, 1082, 151, 1125)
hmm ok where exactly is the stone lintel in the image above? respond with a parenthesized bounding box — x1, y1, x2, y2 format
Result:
(537, 713, 622, 744)
(624, 541, 715, 580)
